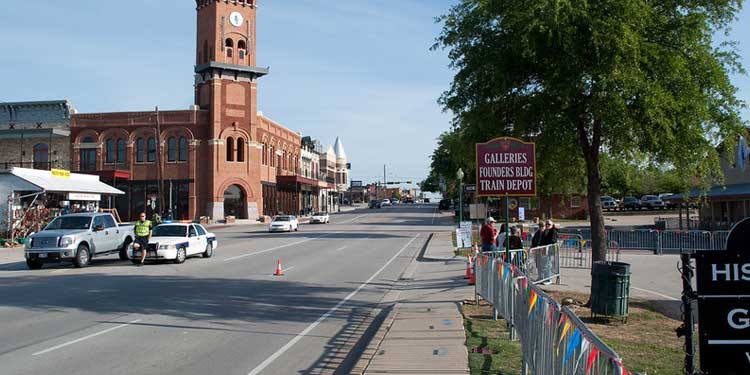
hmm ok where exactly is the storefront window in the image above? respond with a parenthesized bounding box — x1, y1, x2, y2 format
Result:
(79, 137, 97, 171)
(33, 143, 49, 170)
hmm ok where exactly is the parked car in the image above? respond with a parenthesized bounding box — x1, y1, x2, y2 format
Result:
(404, 197, 414, 204)
(369, 200, 381, 209)
(439, 199, 452, 210)
(659, 193, 676, 209)
(391, 199, 400, 205)
(641, 195, 666, 210)
(269, 215, 299, 232)
(310, 212, 330, 224)
(601, 196, 618, 211)
(24, 213, 135, 269)
(621, 196, 642, 210)
(380, 199, 392, 207)
(129, 223, 217, 264)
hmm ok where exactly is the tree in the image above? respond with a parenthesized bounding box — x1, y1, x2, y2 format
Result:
(435, 0, 744, 267)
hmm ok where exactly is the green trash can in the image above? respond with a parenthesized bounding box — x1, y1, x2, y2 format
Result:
(590, 261, 631, 321)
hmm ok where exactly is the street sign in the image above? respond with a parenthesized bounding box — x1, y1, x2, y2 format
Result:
(695, 217, 750, 374)
(475, 137, 536, 196)
(464, 184, 476, 193)
(456, 221, 473, 248)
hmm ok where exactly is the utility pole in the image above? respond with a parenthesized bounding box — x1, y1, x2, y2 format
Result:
(155, 107, 164, 216)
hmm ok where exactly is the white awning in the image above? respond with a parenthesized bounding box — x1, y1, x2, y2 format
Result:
(5, 167, 124, 195)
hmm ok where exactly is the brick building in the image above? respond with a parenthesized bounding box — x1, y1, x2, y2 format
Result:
(68, 0, 302, 222)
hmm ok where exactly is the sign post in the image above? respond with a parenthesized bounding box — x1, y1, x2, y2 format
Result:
(694, 217, 750, 374)
(476, 137, 536, 258)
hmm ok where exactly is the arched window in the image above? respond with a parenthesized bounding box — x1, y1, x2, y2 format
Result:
(105, 138, 115, 163)
(147, 137, 156, 162)
(80, 137, 97, 171)
(238, 40, 246, 59)
(178, 137, 188, 161)
(237, 137, 245, 162)
(167, 137, 177, 162)
(282, 151, 287, 170)
(225, 38, 233, 58)
(226, 137, 234, 162)
(270, 146, 275, 167)
(33, 143, 49, 170)
(116, 138, 125, 163)
(136, 138, 145, 162)
(261, 143, 267, 165)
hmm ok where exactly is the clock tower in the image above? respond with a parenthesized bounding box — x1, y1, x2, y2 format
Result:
(194, 0, 268, 220)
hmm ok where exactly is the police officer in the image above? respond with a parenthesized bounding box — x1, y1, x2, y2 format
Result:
(133, 212, 153, 266)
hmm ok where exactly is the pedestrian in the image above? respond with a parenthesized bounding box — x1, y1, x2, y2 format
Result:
(503, 226, 523, 250)
(133, 212, 153, 267)
(531, 222, 544, 248)
(496, 223, 507, 250)
(541, 220, 559, 246)
(479, 217, 498, 252)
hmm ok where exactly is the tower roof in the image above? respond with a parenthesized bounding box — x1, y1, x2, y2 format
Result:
(333, 137, 347, 160)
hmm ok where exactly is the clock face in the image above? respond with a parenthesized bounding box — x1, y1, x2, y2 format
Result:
(229, 12, 244, 27)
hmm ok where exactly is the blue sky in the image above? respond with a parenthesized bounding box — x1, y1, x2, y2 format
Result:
(0, 1, 748, 185)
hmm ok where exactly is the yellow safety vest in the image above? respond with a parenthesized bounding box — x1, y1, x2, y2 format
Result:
(135, 220, 152, 237)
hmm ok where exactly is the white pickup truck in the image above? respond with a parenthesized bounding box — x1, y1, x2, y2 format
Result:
(24, 213, 135, 269)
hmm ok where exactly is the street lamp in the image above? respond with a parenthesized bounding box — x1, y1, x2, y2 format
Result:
(456, 168, 464, 227)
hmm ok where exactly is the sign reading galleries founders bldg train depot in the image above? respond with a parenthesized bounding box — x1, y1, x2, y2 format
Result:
(476, 137, 536, 196)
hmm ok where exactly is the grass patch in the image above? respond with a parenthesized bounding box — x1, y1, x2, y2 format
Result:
(462, 301, 523, 375)
(543, 290, 689, 375)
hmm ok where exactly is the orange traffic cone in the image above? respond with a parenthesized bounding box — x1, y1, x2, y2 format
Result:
(464, 255, 472, 279)
(468, 258, 476, 286)
(274, 260, 284, 276)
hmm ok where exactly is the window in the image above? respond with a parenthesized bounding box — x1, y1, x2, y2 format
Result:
(147, 137, 156, 162)
(79, 136, 97, 171)
(195, 225, 207, 236)
(33, 143, 49, 170)
(167, 137, 177, 162)
(261, 143, 267, 165)
(226, 137, 234, 161)
(178, 137, 188, 161)
(571, 195, 582, 208)
(238, 40, 246, 59)
(188, 225, 197, 237)
(225, 38, 233, 58)
(270, 146, 275, 167)
(136, 138, 145, 163)
(237, 137, 245, 162)
(106, 138, 115, 163)
(102, 215, 117, 228)
(92, 216, 105, 229)
(117, 138, 125, 163)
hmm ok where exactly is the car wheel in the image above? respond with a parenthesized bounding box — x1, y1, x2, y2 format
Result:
(119, 238, 132, 261)
(73, 244, 90, 268)
(174, 247, 187, 264)
(26, 259, 43, 270)
(202, 241, 213, 258)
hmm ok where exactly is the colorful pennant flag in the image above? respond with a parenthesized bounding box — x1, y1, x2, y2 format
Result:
(573, 338, 591, 373)
(585, 347, 599, 374)
(563, 329, 582, 366)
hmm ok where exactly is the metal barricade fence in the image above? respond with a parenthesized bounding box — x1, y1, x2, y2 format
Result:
(606, 230, 658, 251)
(558, 234, 620, 269)
(659, 230, 714, 252)
(526, 244, 560, 284)
(474, 257, 635, 374)
(711, 230, 730, 251)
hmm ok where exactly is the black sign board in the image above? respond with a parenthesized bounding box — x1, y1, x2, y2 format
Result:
(695, 218, 750, 374)
(464, 184, 477, 193)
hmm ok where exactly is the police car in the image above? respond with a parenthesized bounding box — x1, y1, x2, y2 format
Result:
(129, 223, 217, 264)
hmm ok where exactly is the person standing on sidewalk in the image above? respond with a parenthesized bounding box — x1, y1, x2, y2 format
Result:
(539, 220, 559, 284)
(133, 212, 153, 266)
(531, 222, 544, 248)
(479, 217, 498, 252)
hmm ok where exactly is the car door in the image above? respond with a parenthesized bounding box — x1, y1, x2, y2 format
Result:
(195, 224, 211, 250)
(102, 215, 120, 251)
(187, 225, 202, 256)
(90, 215, 110, 255)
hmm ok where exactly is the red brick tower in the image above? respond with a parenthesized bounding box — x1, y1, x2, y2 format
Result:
(194, 0, 268, 220)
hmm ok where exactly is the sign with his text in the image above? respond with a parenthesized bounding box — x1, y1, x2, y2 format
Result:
(476, 137, 536, 196)
(695, 218, 750, 374)
(456, 221, 473, 248)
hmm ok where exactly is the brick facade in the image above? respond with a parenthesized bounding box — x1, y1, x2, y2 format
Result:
(0, 101, 74, 170)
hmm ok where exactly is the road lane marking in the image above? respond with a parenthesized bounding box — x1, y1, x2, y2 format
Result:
(630, 286, 679, 301)
(247, 234, 420, 375)
(224, 233, 339, 262)
(335, 246, 347, 252)
(338, 214, 367, 224)
(32, 319, 142, 356)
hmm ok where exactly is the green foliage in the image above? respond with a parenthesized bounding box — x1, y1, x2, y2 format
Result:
(433, 0, 745, 260)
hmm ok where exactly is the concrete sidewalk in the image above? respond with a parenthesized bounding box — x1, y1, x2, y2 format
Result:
(352, 232, 471, 375)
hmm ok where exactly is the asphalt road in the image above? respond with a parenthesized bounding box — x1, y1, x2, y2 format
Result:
(0, 204, 452, 375)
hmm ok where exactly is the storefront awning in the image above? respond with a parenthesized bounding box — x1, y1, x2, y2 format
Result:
(277, 175, 320, 186)
(4, 167, 124, 195)
(0, 128, 70, 140)
(668, 182, 750, 203)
